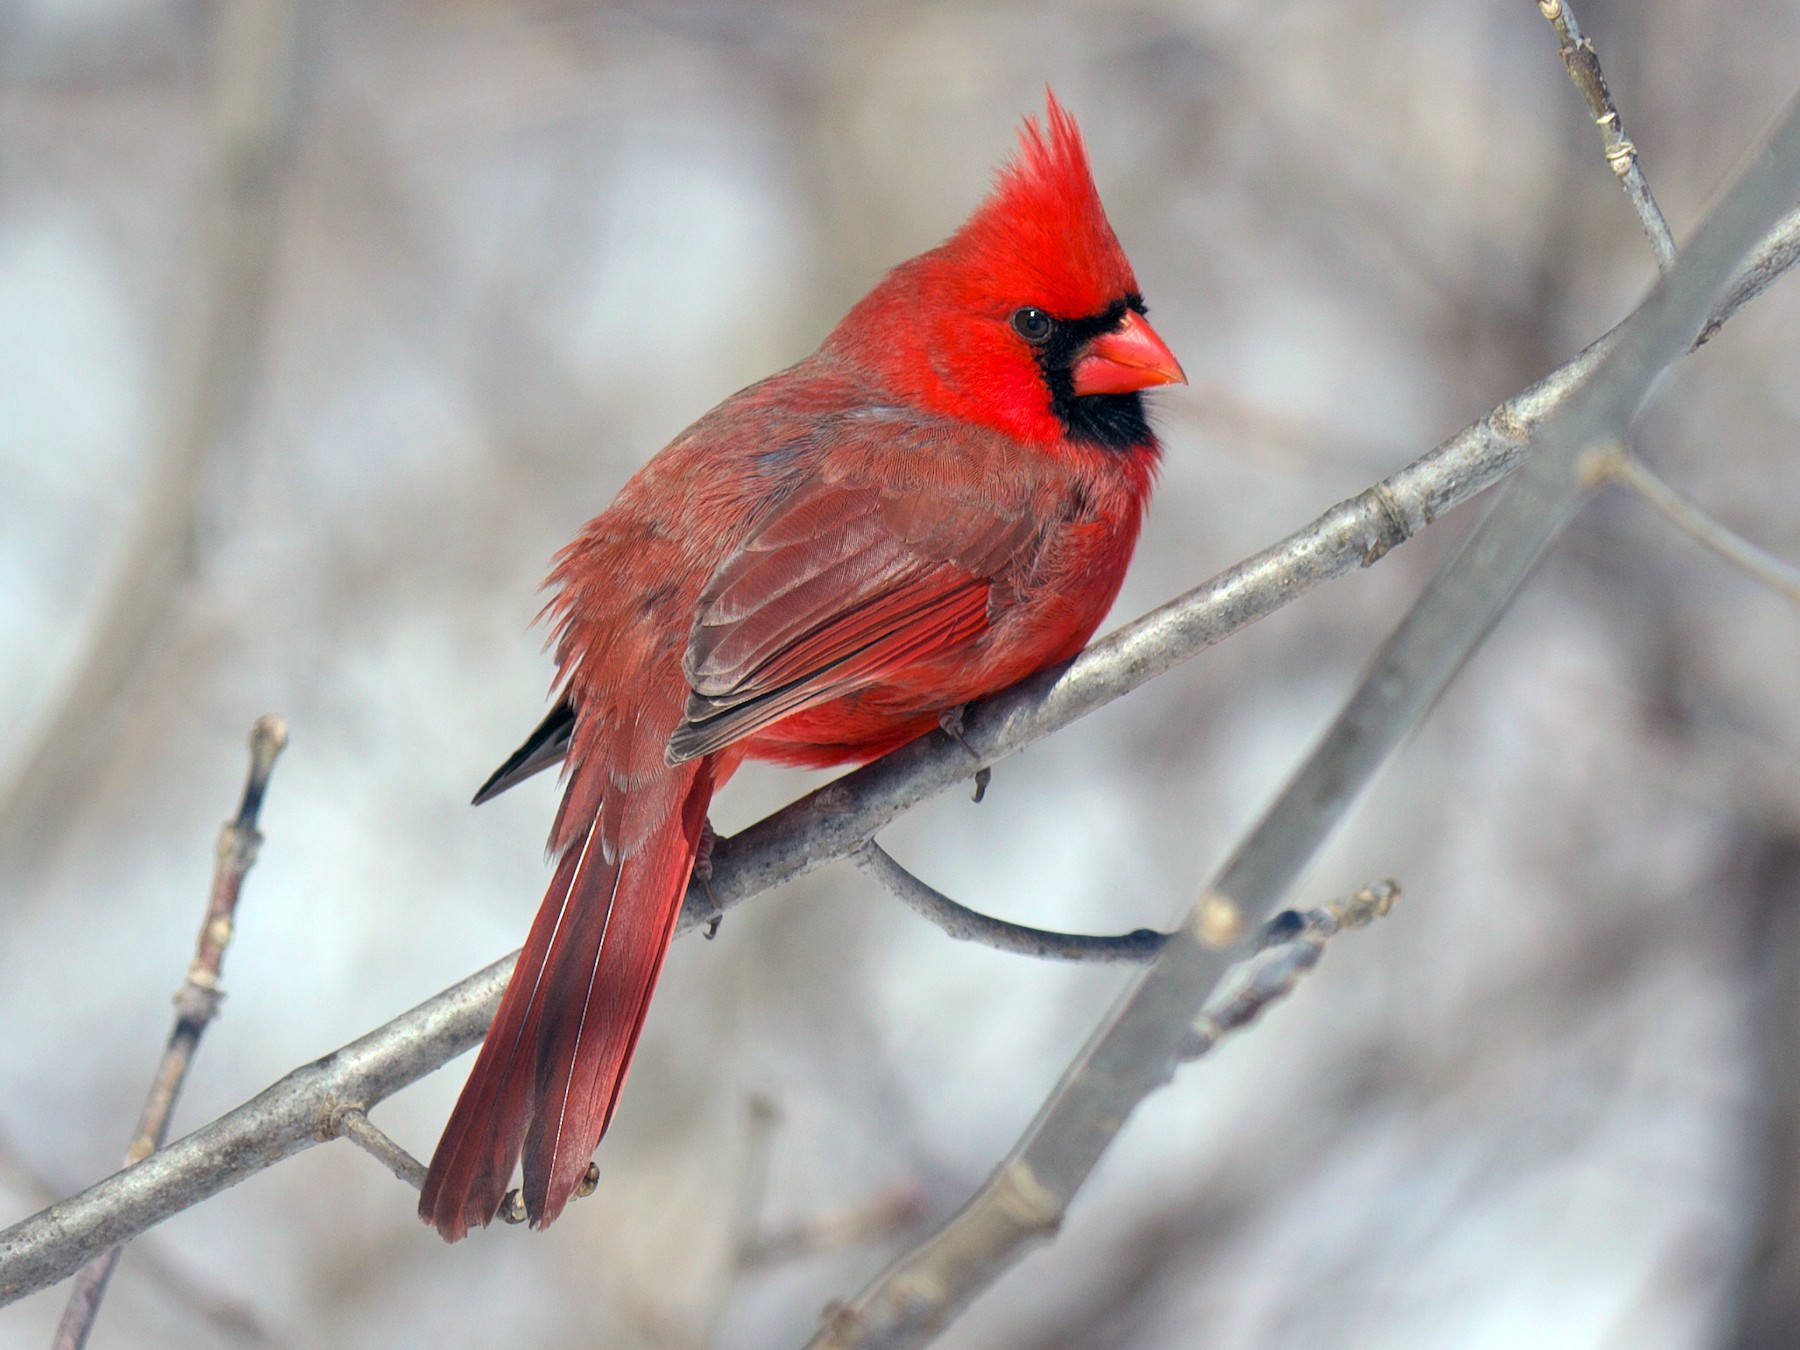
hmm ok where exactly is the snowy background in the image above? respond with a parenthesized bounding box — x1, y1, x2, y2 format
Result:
(4, 1, 1800, 1346)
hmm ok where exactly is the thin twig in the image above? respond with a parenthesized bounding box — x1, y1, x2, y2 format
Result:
(855, 843, 1168, 963)
(730, 1095, 783, 1271)
(808, 886, 1399, 1350)
(744, 891, 1401, 1279)
(1179, 883, 1400, 1063)
(810, 89, 1800, 1350)
(51, 716, 287, 1350)
(2, 196, 1798, 1310)
(1538, 0, 1678, 267)
(1602, 451, 1800, 604)
(330, 1109, 426, 1191)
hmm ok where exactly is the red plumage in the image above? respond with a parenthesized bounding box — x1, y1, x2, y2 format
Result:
(419, 92, 1185, 1241)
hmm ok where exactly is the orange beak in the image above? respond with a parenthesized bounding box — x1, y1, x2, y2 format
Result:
(1070, 311, 1187, 397)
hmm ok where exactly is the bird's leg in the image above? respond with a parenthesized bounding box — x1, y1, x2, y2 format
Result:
(937, 705, 992, 804)
(694, 818, 723, 938)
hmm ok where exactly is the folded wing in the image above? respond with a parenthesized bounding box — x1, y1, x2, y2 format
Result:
(667, 479, 1039, 762)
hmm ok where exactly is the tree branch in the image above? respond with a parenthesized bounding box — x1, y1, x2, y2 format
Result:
(50, 716, 286, 1350)
(809, 89, 1800, 1350)
(331, 1109, 425, 1192)
(2, 127, 1799, 1316)
(1538, 0, 1678, 267)
(0, 1129, 284, 1348)
(1177, 881, 1399, 1063)
(854, 843, 1168, 963)
(1603, 450, 1800, 604)
(808, 883, 1398, 1350)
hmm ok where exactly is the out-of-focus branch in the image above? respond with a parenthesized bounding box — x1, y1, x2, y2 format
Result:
(728, 1094, 783, 1275)
(808, 885, 1399, 1350)
(1176, 883, 1399, 1062)
(771, 884, 1399, 1321)
(812, 90, 1800, 1350)
(51, 716, 287, 1350)
(2, 175, 1799, 1312)
(854, 844, 1168, 964)
(1700, 207, 1800, 346)
(1538, 0, 1678, 267)
(1725, 833, 1800, 1350)
(0, 0, 303, 877)
(0, 1126, 283, 1349)
(1601, 451, 1800, 604)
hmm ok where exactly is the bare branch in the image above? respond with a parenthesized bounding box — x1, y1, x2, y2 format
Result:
(1178, 883, 1400, 1063)
(1603, 450, 1800, 604)
(1, 956, 505, 1305)
(854, 843, 1168, 964)
(857, 840, 1395, 975)
(0, 0, 303, 876)
(0, 1126, 283, 1348)
(729, 1095, 783, 1272)
(330, 1109, 425, 1192)
(811, 89, 1800, 1350)
(2, 160, 1799, 1314)
(51, 716, 287, 1350)
(808, 885, 1399, 1350)
(1701, 207, 1800, 346)
(1538, 0, 1678, 267)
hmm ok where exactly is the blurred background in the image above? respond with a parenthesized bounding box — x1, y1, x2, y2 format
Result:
(4, 0, 1800, 1346)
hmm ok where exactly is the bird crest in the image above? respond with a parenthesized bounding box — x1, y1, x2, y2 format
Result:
(943, 91, 1139, 320)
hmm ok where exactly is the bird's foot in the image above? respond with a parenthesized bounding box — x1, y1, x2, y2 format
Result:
(937, 706, 992, 804)
(499, 1163, 599, 1225)
(695, 819, 723, 938)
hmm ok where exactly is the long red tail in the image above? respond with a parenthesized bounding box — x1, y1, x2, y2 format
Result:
(420, 761, 713, 1240)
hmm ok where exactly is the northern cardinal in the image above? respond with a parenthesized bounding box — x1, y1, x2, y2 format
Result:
(420, 93, 1184, 1240)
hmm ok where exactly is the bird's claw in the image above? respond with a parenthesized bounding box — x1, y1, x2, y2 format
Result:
(696, 819, 723, 938)
(938, 706, 991, 803)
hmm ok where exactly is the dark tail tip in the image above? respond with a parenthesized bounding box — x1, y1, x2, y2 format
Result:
(473, 700, 576, 805)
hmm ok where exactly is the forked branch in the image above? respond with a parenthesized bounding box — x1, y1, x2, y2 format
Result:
(3, 108, 1800, 1320)
(810, 89, 1800, 1350)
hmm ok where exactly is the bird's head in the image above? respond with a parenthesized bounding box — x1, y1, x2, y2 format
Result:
(824, 92, 1185, 454)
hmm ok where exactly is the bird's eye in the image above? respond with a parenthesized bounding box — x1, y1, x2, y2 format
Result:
(1010, 307, 1054, 344)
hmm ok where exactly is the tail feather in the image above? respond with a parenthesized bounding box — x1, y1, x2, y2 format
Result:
(472, 700, 575, 805)
(419, 762, 711, 1240)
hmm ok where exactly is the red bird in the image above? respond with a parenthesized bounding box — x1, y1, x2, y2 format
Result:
(420, 94, 1184, 1240)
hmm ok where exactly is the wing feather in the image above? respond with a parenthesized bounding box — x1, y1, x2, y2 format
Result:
(668, 479, 1038, 762)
